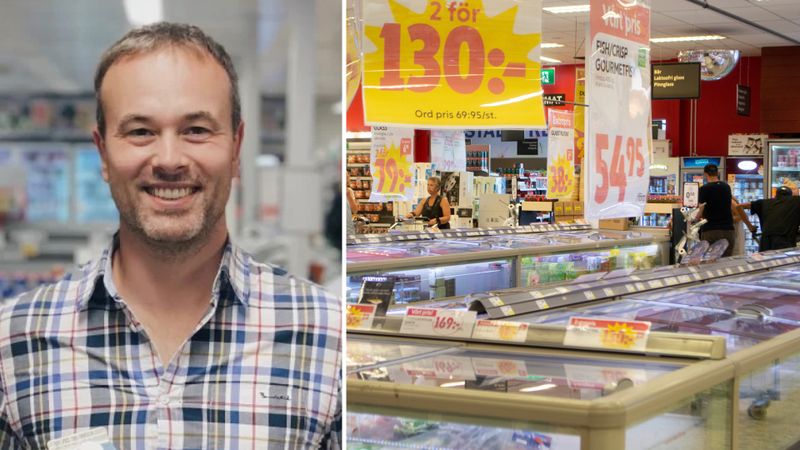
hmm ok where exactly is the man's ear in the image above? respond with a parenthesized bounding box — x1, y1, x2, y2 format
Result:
(92, 127, 110, 182)
(232, 120, 244, 179)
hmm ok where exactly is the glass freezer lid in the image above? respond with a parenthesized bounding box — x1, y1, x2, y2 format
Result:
(347, 240, 508, 263)
(349, 347, 682, 400)
(511, 299, 771, 352)
(347, 336, 462, 372)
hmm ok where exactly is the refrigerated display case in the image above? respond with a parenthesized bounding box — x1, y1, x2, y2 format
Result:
(347, 227, 669, 305)
(727, 156, 765, 255)
(766, 139, 800, 198)
(348, 251, 800, 449)
(680, 157, 724, 196)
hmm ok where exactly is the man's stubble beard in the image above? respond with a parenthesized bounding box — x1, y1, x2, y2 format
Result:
(111, 178, 230, 261)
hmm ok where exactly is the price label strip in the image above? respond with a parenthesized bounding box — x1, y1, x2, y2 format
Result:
(346, 304, 378, 330)
(564, 316, 651, 352)
(472, 319, 529, 343)
(400, 307, 477, 338)
(362, 0, 546, 128)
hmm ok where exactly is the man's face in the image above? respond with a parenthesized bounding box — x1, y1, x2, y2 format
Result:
(94, 47, 242, 246)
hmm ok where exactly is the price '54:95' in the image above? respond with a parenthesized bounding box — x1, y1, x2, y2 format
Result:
(594, 134, 645, 203)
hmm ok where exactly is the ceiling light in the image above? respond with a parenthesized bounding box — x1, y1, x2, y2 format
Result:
(520, 383, 558, 393)
(541, 56, 562, 64)
(650, 35, 726, 43)
(123, 0, 163, 26)
(541, 43, 565, 49)
(738, 160, 758, 171)
(440, 381, 466, 388)
(543, 5, 590, 14)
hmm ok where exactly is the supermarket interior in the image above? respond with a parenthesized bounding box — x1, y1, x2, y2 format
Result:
(346, 1, 800, 449)
(0, 0, 344, 299)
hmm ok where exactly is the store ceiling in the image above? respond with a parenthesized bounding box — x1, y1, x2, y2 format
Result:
(541, 0, 800, 64)
(0, 0, 341, 98)
(0, 1, 797, 96)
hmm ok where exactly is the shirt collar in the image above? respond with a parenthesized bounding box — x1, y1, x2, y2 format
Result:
(75, 234, 251, 312)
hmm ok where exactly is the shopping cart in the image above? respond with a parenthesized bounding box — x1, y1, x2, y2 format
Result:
(388, 216, 437, 233)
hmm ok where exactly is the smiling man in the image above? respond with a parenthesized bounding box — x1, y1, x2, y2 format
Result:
(0, 23, 341, 449)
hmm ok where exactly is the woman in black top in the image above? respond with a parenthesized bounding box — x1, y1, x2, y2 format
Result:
(406, 176, 452, 229)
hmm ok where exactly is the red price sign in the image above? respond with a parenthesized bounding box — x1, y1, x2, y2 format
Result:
(362, 0, 546, 127)
(592, 134, 646, 203)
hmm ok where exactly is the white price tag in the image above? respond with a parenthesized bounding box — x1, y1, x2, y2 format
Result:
(472, 357, 528, 377)
(555, 287, 569, 294)
(535, 300, 550, 310)
(472, 320, 529, 343)
(603, 288, 615, 297)
(648, 280, 664, 288)
(564, 316, 651, 352)
(500, 305, 516, 316)
(400, 308, 476, 338)
(346, 304, 377, 330)
(488, 296, 505, 307)
(529, 291, 545, 299)
(584, 290, 596, 300)
(634, 282, 645, 291)
(677, 275, 691, 283)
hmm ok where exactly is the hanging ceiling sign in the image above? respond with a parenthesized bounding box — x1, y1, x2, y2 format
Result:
(585, 0, 652, 221)
(362, 0, 546, 128)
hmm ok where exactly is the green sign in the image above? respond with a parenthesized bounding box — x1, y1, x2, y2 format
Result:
(541, 68, 555, 85)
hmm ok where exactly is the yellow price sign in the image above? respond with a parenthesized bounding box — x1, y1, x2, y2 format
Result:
(546, 109, 575, 201)
(370, 127, 415, 201)
(362, 0, 545, 128)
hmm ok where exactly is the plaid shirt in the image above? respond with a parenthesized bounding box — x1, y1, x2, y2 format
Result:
(0, 238, 341, 449)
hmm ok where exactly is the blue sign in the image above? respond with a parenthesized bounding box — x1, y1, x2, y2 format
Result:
(683, 157, 722, 169)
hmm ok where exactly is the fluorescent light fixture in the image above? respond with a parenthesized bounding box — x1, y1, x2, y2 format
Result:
(650, 35, 726, 43)
(440, 381, 466, 388)
(541, 56, 562, 64)
(123, 0, 163, 26)
(543, 5, 590, 14)
(541, 43, 565, 49)
(738, 160, 758, 171)
(649, 164, 668, 171)
(520, 383, 558, 393)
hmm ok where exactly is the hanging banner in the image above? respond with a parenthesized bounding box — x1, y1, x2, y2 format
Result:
(546, 109, 576, 201)
(362, 0, 545, 128)
(574, 66, 586, 163)
(430, 130, 467, 171)
(585, 0, 651, 220)
(370, 126, 416, 201)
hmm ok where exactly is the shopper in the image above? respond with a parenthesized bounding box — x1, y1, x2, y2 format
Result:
(407, 176, 452, 229)
(346, 171, 359, 235)
(697, 163, 735, 257)
(0, 23, 341, 449)
(741, 185, 800, 251)
(732, 197, 757, 256)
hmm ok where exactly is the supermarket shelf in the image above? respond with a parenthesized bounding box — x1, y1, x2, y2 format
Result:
(771, 167, 800, 171)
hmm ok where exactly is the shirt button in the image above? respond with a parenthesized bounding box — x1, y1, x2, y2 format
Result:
(158, 394, 169, 406)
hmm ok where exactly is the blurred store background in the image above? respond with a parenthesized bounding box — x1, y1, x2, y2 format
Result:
(0, 0, 343, 299)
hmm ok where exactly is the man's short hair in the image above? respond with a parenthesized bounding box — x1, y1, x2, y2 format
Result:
(94, 22, 240, 137)
(777, 186, 793, 197)
(703, 164, 719, 177)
